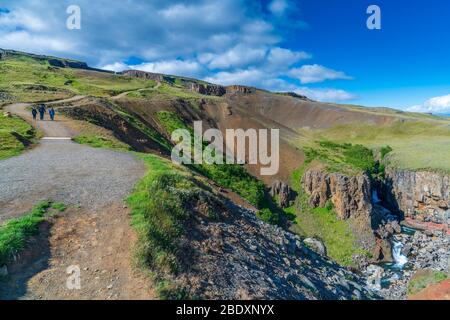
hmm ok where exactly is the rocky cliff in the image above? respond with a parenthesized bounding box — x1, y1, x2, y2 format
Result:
(302, 169, 392, 262)
(303, 169, 374, 221)
(188, 83, 226, 96)
(121, 70, 166, 82)
(383, 169, 450, 231)
(226, 85, 254, 94)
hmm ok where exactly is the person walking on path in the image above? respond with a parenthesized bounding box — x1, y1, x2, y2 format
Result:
(49, 107, 55, 121)
(31, 107, 37, 120)
(38, 104, 46, 120)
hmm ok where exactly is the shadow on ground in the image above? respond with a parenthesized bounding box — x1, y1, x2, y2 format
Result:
(0, 221, 52, 300)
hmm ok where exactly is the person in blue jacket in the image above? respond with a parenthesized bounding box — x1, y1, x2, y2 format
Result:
(31, 107, 37, 120)
(38, 104, 46, 120)
(49, 107, 55, 121)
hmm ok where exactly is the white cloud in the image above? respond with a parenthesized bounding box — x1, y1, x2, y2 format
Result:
(130, 59, 203, 78)
(0, 31, 76, 53)
(294, 87, 357, 102)
(199, 45, 267, 69)
(100, 62, 129, 73)
(267, 47, 311, 69)
(0, 8, 48, 32)
(407, 94, 450, 113)
(204, 69, 264, 86)
(269, 0, 289, 16)
(290, 64, 353, 84)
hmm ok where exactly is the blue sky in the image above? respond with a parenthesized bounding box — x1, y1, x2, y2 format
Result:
(0, 0, 449, 112)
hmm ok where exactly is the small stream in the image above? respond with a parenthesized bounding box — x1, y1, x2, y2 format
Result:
(372, 190, 415, 288)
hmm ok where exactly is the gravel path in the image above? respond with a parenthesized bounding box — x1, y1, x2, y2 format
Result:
(0, 100, 146, 222)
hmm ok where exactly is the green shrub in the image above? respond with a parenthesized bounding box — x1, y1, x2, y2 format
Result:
(257, 208, 280, 225)
(380, 145, 393, 159)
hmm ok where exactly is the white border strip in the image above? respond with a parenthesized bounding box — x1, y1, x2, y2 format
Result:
(41, 137, 72, 140)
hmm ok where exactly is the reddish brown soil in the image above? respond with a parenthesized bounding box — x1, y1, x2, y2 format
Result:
(408, 280, 450, 300)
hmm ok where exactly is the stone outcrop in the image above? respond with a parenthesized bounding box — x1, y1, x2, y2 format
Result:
(226, 85, 253, 94)
(0, 49, 6, 60)
(302, 169, 373, 220)
(121, 70, 166, 82)
(301, 169, 394, 262)
(383, 169, 450, 229)
(47, 58, 89, 69)
(303, 238, 327, 256)
(188, 83, 226, 96)
(269, 180, 296, 208)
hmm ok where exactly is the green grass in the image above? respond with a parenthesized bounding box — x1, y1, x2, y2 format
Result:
(289, 160, 370, 266)
(112, 107, 172, 151)
(0, 201, 65, 267)
(0, 59, 154, 101)
(73, 135, 132, 151)
(50, 202, 67, 212)
(126, 154, 197, 299)
(0, 113, 35, 160)
(408, 270, 448, 295)
(316, 120, 450, 173)
(291, 191, 369, 266)
(155, 111, 266, 208)
(302, 140, 382, 176)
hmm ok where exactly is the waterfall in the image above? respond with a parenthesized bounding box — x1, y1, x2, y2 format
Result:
(372, 190, 381, 203)
(392, 241, 408, 268)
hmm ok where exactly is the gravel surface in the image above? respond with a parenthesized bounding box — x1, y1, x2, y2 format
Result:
(0, 111, 146, 222)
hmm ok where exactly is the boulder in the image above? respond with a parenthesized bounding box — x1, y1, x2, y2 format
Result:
(303, 238, 327, 256)
(269, 180, 296, 208)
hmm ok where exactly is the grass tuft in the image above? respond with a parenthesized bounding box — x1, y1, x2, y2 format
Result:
(0, 201, 65, 267)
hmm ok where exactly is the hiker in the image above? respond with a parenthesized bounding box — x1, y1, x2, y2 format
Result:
(38, 104, 46, 120)
(31, 107, 37, 120)
(49, 107, 55, 121)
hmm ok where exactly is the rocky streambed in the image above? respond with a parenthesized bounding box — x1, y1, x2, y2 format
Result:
(363, 227, 449, 300)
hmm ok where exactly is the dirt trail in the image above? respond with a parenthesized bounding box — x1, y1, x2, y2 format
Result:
(0, 98, 155, 300)
(4, 96, 86, 137)
(111, 82, 161, 100)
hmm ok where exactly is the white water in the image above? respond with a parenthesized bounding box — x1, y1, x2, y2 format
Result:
(392, 241, 408, 268)
(372, 190, 381, 203)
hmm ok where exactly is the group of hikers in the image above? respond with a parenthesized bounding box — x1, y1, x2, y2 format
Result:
(31, 104, 56, 121)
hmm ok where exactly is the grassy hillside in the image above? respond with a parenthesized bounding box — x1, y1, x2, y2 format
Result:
(0, 58, 154, 103)
(0, 113, 35, 160)
(311, 121, 450, 173)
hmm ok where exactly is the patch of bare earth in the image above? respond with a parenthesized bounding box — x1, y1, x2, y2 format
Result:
(1, 204, 155, 300)
(408, 280, 450, 300)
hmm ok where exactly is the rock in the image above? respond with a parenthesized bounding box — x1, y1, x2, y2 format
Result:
(401, 243, 412, 257)
(188, 83, 226, 96)
(269, 180, 296, 208)
(383, 169, 450, 231)
(3, 112, 11, 118)
(302, 169, 373, 221)
(226, 85, 253, 94)
(303, 238, 327, 256)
